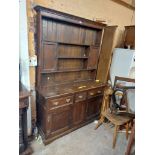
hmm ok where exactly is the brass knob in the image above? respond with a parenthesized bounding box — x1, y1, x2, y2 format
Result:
(78, 95, 83, 99)
(90, 93, 94, 96)
(53, 102, 58, 105)
(66, 98, 71, 103)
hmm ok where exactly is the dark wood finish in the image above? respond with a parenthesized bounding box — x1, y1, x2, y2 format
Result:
(19, 82, 32, 154)
(42, 42, 57, 72)
(86, 96, 102, 120)
(35, 6, 106, 144)
(48, 103, 73, 136)
(87, 87, 103, 99)
(75, 91, 87, 103)
(47, 95, 73, 109)
(73, 101, 86, 125)
(87, 46, 100, 69)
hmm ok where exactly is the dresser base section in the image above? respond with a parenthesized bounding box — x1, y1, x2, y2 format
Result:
(37, 116, 99, 145)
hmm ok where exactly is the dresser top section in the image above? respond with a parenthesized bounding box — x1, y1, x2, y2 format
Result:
(34, 5, 106, 30)
(37, 80, 105, 99)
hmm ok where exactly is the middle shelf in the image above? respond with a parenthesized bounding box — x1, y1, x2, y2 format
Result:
(57, 56, 88, 59)
(41, 68, 96, 73)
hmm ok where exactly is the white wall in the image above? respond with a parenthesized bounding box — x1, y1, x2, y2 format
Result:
(19, 0, 31, 135)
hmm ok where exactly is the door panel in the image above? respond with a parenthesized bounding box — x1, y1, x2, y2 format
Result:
(86, 96, 102, 120)
(42, 42, 57, 71)
(73, 101, 86, 125)
(97, 26, 117, 83)
(87, 46, 99, 69)
(48, 104, 72, 136)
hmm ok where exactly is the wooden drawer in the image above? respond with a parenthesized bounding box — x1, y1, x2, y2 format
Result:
(47, 95, 73, 109)
(75, 92, 87, 103)
(88, 87, 103, 99)
(19, 98, 29, 109)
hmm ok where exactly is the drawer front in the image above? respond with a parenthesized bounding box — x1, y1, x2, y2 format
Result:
(75, 92, 87, 103)
(19, 98, 29, 109)
(47, 95, 73, 109)
(88, 87, 103, 99)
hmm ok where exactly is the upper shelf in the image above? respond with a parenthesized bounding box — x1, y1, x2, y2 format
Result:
(41, 68, 96, 74)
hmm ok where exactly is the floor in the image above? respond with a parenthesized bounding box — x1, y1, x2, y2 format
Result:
(31, 122, 134, 155)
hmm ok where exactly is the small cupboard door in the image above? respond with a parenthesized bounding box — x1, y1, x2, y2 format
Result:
(73, 101, 86, 125)
(87, 46, 99, 69)
(42, 42, 57, 72)
(86, 96, 102, 120)
(47, 103, 72, 136)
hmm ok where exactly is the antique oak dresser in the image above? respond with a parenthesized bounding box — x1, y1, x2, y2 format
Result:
(35, 6, 106, 144)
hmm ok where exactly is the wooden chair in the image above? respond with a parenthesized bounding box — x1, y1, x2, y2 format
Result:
(95, 76, 135, 149)
(125, 120, 135, 155)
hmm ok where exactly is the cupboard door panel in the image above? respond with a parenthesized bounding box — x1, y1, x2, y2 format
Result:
(42, 18, 47, 40)
(50, 104, 72, 135)
(96, 26, 117, 83)
(86, 96, 102, 120)
(87, 46, 99, 69)
(73, 101, 86, 125)
(84, 29, 96, 45)
(47, 21, 57, 42)
(42, 43, 57, 71)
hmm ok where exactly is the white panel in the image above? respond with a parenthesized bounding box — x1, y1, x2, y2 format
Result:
(110, 48, 135, 86)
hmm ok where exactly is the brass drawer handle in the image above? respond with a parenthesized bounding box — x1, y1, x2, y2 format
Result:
(90, 92, 94, 96)
(78, 95, 83, 99)
(47, 116, 50, 122)
(66, 98, 71, 103)
(97, 91, 101, 93)
(53, 102, 59, 106)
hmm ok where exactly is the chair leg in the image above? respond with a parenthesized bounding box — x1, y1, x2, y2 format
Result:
(126, 123, 129, 140)
(113, 125, 119, 148)
(125, 123, 135, 155)
(94, 115, 105, 130)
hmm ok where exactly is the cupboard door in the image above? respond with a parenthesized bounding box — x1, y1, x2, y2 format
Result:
(73, 101, 86, 126)
(86, 96, 102, 120)
(42, 42, 57, 72)
(97, 26, 117, 83)
(87, 46, 99, 69)
(48, 104, 72, 136)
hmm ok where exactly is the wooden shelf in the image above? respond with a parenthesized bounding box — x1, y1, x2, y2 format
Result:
(58, 56, 88, 59)
(41, 68, 96, 73)
(43, 40, 91, 47)
(58, 42, 90, 46)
